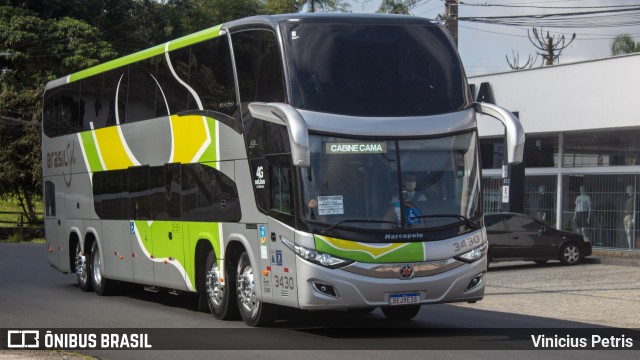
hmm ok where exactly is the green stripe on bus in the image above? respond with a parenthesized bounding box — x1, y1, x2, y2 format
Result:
(79, 131, 104, 172)
(167, 25, 222, 52)
(68, 25, 222, 83)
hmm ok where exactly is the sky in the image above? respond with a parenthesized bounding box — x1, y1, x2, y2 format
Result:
(349, 0, 640, 76)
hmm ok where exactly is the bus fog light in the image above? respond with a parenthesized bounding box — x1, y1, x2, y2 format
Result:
(466, 273, 484, 292)
(311, 281, 338, 298)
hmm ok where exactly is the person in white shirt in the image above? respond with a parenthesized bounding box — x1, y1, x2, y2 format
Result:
(402, 174, 427, 202)
(573, 185, 591, 235)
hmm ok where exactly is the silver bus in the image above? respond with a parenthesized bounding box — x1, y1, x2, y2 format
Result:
(42, 14, 524, 326)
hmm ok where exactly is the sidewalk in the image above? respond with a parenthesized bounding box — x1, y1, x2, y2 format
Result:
(587, 249, 640, 267)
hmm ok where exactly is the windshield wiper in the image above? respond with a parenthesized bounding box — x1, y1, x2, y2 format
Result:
(322, 219, 397, 234)
(412, 214, 480, 230)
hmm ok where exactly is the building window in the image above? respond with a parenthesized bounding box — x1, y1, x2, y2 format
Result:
(525, 134, 558, 168)
(563, 130, 640, 167)
(481, 177, 502, 213)
(479, 138, 504, 170)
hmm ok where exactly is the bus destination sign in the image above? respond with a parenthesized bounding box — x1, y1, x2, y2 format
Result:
(325, 142, 387, 155)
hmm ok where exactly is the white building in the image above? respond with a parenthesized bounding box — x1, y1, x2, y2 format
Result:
(471, 53, 640, 252)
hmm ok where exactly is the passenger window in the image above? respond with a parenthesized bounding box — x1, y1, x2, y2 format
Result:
(45, 181, 56, 217)
(189, 36, 238, 116)
(103, 67, 128, 126)
(129, 166, 150, 220)
(232, 30, 285, 104)
(81, 74, 104, 130)
(58, 81, 83, 134)
(127, 63, 162, 123)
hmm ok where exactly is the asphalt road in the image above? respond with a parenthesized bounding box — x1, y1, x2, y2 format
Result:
(0, 243, 638, 360)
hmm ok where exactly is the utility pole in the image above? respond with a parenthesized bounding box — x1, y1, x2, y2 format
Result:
(444, 0, 459, 46)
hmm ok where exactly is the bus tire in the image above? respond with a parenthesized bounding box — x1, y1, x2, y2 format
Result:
(203, 249, 239, 320)
(236, 251, 276, 327)
(90, 241, 117, 296)
(381, 304, 421, 321)
(76, 241, 93, 292)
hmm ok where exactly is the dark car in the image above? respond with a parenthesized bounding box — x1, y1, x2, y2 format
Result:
(485, 213, 592, 265)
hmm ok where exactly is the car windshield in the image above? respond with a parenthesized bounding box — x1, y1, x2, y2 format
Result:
(282, 21, 471, 117)
(300, 131, 481, 232)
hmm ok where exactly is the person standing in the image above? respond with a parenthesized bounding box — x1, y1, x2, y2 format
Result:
(624, 185, 637, 250)
(573, 185, 591, 235)
(537, 185, 553, 224)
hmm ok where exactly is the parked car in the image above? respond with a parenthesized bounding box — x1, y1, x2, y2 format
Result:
(484, 212, 592, 265)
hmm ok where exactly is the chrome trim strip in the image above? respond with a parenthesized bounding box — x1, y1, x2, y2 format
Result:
(342, 258, 464, 279)
(298, 108, 476, 137)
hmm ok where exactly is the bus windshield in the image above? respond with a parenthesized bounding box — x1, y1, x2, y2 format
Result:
(300, 131, 481, 232)
(282, 21, 471, 117)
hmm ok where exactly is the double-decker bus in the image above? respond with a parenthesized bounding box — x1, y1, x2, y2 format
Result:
(42, 14, 524, 326)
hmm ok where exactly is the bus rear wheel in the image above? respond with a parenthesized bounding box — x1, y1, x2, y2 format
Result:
(76, 241, 92, 292)
(204, 249, 239, 320)
(90, 242, 117, 296)
(381, 305, 421, 321)
(236, 251, 276, 327)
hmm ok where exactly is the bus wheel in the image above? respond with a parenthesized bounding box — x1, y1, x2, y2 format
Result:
(204, 249, 239, 320)
(76, 241, 93, 292)
(90, 242, 116, 296)
(236, 252, 276, 327)
(381, 305, 421, 321)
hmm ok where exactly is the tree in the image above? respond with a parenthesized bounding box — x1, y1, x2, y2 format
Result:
(0, 5, 115, 222)
(528, 27, 575, 66)
(611, 34, 640, 56)
(505, 50, 537, 70)
(376, 0, 417, 14)
(297, 0, 350, 13)
(262, 0, 298, 14)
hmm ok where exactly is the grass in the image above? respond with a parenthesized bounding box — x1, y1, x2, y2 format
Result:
(0, 195, 43, 228)
(0, 196, 45, 242)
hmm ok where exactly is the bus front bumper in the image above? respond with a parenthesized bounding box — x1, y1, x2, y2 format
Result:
(294, 255, 486, 310)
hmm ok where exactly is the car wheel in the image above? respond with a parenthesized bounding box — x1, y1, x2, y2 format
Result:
(236, 252, 276, 327)
(381, 305, 421, 321)
(559, 242, 583, 265)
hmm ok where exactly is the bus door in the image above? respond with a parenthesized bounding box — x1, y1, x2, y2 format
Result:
(44, 178, 66, 271)
(254, 156, 298, 307)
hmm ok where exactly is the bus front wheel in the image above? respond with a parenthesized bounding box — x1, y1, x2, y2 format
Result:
(236, 252, 276, 327)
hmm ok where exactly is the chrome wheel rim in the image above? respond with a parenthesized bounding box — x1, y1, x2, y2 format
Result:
(237, 263, 257, 314)
(206, 265, 223, 307)
(75, 243, 88, 285)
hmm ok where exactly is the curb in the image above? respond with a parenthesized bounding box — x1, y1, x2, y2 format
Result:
(585, 256, 640, 267)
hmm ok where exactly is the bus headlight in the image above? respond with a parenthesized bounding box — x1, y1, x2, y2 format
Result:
(454, 242, 488, 263)
(281, 237, 354, 269)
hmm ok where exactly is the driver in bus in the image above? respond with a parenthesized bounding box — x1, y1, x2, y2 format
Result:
(403, 174, 427, 202)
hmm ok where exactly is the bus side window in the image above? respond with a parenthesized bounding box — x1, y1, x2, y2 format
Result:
(45, 181, 56, 217)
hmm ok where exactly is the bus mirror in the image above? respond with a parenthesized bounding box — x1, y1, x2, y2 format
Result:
(474, 102, 525, 165)
(248, 102, 311, 168)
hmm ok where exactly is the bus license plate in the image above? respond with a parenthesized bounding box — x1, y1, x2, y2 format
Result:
(389, 293, 420, 306)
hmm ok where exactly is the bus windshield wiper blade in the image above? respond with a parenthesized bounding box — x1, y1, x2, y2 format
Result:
(322, 219, 397, 234)
(414, 214, 480, 230)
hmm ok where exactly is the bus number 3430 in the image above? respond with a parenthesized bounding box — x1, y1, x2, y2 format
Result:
(274, 275, 294, 290)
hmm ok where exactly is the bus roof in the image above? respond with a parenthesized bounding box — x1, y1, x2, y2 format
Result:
(45, 13, 438, 91)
